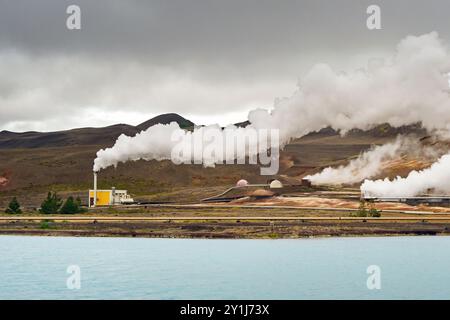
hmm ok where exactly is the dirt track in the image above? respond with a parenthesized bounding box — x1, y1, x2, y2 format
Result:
(1, 215, 450, 221)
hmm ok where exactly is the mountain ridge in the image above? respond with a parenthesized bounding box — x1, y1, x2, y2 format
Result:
(0, 112, 426, 150)
(0, 113, 195, 149)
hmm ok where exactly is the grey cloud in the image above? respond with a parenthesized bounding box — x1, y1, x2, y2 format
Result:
(0, 0, 449, 131)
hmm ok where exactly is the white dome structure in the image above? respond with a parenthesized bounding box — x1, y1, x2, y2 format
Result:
(269, 179, 283, 189)
(236, 179, 249, 187)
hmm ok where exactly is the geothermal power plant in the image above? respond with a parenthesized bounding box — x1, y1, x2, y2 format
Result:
(87, 167, 450, 213)
(83, 32, 450, 213)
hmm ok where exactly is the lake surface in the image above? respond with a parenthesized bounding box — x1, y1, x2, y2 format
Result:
(1, 235, 449, 299)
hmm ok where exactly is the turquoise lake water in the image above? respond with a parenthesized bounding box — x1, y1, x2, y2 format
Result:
(0, 235, 449, 299)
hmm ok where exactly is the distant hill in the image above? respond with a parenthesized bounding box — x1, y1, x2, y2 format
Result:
(0, 113, 195, 149)
(234, 120, 250, 128)
(300, 123, 426, 140)
(136, 113, 195, 131)
(0, 112, 426, 150)
(232, 120, 426, 138)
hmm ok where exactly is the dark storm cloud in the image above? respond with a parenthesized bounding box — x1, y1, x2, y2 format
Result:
(0, 0, 449, 131)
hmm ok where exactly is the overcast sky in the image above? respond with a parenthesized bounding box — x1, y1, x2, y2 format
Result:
(1, 0, 449, 132)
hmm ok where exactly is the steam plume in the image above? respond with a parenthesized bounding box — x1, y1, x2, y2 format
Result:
(93, 122, 277, 172)
(361, 153, 450, 197)
(249, 32, 450, 142)
(305, 137, 409, 185)
(94, 32, 450, 172)
(306, 135, 446, 186)
(94, 122, 180, 172)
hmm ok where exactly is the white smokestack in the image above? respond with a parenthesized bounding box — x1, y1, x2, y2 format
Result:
(93, 32, 450, 172)
(93, 172, 98, 207)
(361, 153, 450, 197)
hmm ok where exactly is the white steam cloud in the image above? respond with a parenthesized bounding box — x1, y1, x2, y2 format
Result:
(94, 32, 450, 180)
(305, 137, 409, 185)
(306, 136, 446, 186)
(94, 122, 181, 171)
(361, 153, 450, 197)
(93, 122, 278, 172)
(248, 32, 450, 142)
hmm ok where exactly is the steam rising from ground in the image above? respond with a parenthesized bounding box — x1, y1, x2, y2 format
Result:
(305, 137, 411, 185)
(94, 31, 450, 192)
(361, 153, 450, 197)
(306, 135, 446, 187)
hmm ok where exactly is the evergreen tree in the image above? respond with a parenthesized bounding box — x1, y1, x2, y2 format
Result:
(5, 197, 22, 214)
(39, 192, 63, 214)
(75, 197, 86, 213)
(60, 196, 82, 214)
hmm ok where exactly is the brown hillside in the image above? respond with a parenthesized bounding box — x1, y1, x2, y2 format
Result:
(0, 118, 432, 207)
(0, 113, 194, 149)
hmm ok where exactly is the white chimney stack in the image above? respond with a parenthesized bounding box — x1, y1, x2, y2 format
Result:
(93, 171, 98, 207)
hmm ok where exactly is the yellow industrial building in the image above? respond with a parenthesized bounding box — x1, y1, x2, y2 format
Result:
(88, 188, 134, 207)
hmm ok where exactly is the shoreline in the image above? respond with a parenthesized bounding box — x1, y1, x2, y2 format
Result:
(1, 215, 450, 239)
(1, 230, 449, 239)
(1, 231, 450, 240)
(2, 203, 450, 239)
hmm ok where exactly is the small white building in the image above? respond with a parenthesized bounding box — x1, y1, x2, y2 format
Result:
(236, 179, 249, 187)
(269, 179, 283, 189)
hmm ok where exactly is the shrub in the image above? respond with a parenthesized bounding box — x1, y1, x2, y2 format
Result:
(40, 220, 55, 229)
(368, 203, 381, 217)
(352, 200, 368, 217)
(39, 192, 63, 214)
(40, 221, 50, 229)
(5, 197, 22, 214)
(352, 200, 381, 218)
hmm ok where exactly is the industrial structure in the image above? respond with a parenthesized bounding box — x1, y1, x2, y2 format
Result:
(202, 177, 314, 203)
(89, 172, 134, 207)
(364, 196, 450, 207)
